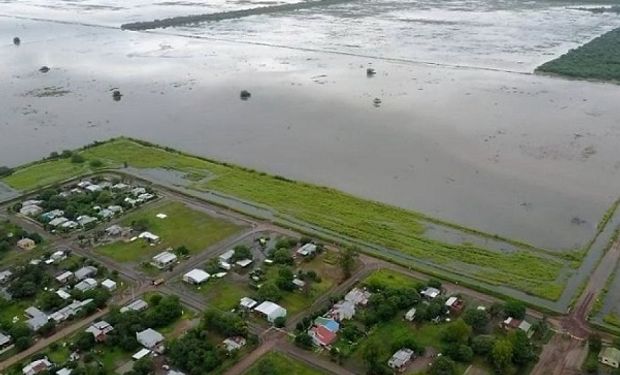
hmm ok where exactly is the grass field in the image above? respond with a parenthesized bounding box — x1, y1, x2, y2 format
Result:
(244, 352, 323, 375)
(363, 269, 425, 290)
(97, 200, 243, 262)
(1, 138, 578, 300)
(537, 27, 620, 82)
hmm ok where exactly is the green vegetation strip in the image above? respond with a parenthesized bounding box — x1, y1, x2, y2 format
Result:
(537, 27, 620, 82)
(244, 352, 323, 375)
(2, 138, 574, 299)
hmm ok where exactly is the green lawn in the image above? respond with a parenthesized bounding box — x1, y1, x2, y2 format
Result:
(199, 278, 253, 311)
(1, 138, 575, 300)
(363, 269, 424, 290)
(244, 352, 323, 375)
(97, 200, 244, 262)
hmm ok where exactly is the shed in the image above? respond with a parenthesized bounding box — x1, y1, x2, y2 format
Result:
(121, 299, 148, 313)
(421, 287, 441, 299)
(136, 328, 164, 349)
(183, 269, 210, 285)
(296, 243, 317, 256)
(405, 307, 417, 321)
(101, 279, 117, 291)
(151, 251, 177, 269)
(219, 250, 235, 262)
(139, 231, 160, 243)
(235, 259, 253, 268)
(75, 278, 98, 292)
(254, 301, 287, 322)
(388, 348, 414, 369)
(240, 297, 258, 310)
(56, 290, 71, 300)
(132, 348, 151, 361)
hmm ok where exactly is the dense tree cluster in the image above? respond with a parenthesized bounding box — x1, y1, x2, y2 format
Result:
(0, 220, 43, 254)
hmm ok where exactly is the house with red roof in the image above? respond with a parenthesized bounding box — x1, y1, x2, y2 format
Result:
(309, 325, 337, 347)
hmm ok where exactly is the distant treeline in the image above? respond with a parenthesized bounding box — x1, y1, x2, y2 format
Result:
(536, 27, 620, 82)
(121, 0, 354, 31)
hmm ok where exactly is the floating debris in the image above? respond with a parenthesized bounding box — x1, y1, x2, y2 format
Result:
(373, 97, 382, 107)
(366, 68, 376, 77)
(39, 66, 50, 73)
(13, 37, 20, 46)
(240, 90, 251, 100)
(112, 90, 122, 101)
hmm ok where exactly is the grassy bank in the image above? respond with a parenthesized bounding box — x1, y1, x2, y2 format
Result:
(536, 27, 620, 82)
(2, 138, 574, 300)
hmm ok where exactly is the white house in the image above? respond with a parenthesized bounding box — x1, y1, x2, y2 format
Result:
(296, 243, 317, 256)
(219, 250, 235, 263)
(101, 279, 117, 291)
(139, 231, 160, 243)
(75, 278, 98, 292)
(120, 299, 148, 313)
(239, 297, 258, 310)
(74, 266, 98, 281)
(56, 271, 74, 284)
(405, 307, 417, 321)
(20, 205, 42, 216)
(344, 288, 371, 306)
(22, 358, 52, 375)
(136, 328, 165, 350)
(183, 269, 210, 285)
(388, 348, 414, 370)
(222, 337, 246, 352)
(421, 287, 441, 299)
(151, 251, 177, 269)
(56, 289, 71, 300)
(254, 301, 287, 323)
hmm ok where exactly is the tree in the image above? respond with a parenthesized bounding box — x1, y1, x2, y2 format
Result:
(294, 332, 313, 349)
(429, 356, 457, 375)
(75, 331, 96, 351)
(275, 267, 295, 291)
(491, 339, 513, 373)
(232, 245, 252, 261)
(584, 356, 598, 374)
(71, 154, 85, 164)
(441, 319, 472, 344)
(0, 166, 12, 177)
(130, 357, 154, 375)
(509, 330, 534, 365)
(338, 246, 358, 279)
(471, 335, 495, 356)
(503, 300, 526, 319)
(257, 281, 282, 302)
(274, 316, 286, 328)
(271, 248, 293, 265)
(589, 334, 602, 353)
(463, 308, 490, 333)
(174, 245, 190, 257)
(89, 159, 103, 168)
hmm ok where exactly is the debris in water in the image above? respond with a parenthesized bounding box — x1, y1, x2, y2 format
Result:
(240, 90, 251, 100)
(112, 90, 122, 101)
(39, 66, 50, 73)
(13, 37, 20, 46)
(366, 68, 376, 77)
(373, 97, 382, 107)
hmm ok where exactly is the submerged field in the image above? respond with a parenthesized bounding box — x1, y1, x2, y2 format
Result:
(2, 138, 609, 304)
(537, 27, 620, 82)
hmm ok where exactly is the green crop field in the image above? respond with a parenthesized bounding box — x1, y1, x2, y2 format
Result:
(97, 200, 244, 262)
(1, 138, 592, 301)
(244, 352, 323, 375)
(537, 27, 620, 82)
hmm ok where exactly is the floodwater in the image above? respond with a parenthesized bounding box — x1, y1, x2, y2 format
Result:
(0, 0, 620, 252)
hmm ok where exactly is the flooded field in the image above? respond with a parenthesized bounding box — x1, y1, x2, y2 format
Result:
(0, 0, 619, 256)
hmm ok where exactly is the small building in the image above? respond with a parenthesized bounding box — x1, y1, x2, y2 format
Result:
(219, 250, 235, 263)
(49, 217, 69, 227)
(309, 325, 337, 347)
(235, 259, 253, 268)
(151, 251, 177, 269)
(112, 183, 129, 190)
(75, 278, 98, 292)
(61, 220, 79, 230)
(421, 287, 441, 299)
(74, 266, 97, 281)
(41, 209, 64, 221)
(86, 321, 114, 342)
(108, 205, 124, 214)
(502, 317, 521, 331)
(132, 348, 152, 361)
(0, 332, 12, 352)
(405, 307, 417, 321)
(76, 215, 98, 226)
(17, 238, 36, 251)
(344, 288, 371, 306)
(222, 336, 246, 352)
(139, 231, 160, 243)
(121, 299, 148, 313)
(314, 317, 339, 333)
(240, 297, 258, 310)
(51, 251, 67, 262)
(56, 289, 71, 300)
(50, 299, 93, 323)
(293, 278, 306, 288)
(136, 328, 165, 350)
(599, 346, 620, 368)
(183, 269, 210, 285)
(101, 279, 117, 291)
(388, 348, 414, 370)
(25, 307, 48, 330)
(56, 271, 74, 284)
(85, 184, 102, 193)
(20, 205, 42, 217)
(254, 301, 287, 323)
(131, 187, 147, 196)
(445, 296, 465, 313)
(137, 193, 155, 202)
(296, 243, 317, 256)
(105, 225, 123, 236)
(22, 358, 52, 375)
(330, 300, 356, 321)
(518, 320, 534, 338)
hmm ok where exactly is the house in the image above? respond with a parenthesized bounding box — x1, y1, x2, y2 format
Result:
(151, 251, 177, 269)
(49, 217, 69, 227)
(50, 299, 93, 323)
(86, 321, 114, 342)
(314, 317, 339, 332)
(296, 243, 317, 256)
(219, 250, 235, 263)
(131, 187, 147, 196)
(75, 266, 97, 281)
(17, 238, 36, 250)
(99, 209, 114, 219)
(405, 307, 417, 321)
(344, 288, 371, 306)
(51, 250, 67, 262)
(240, 297, 258, 310)
(61, 220, 78, 230)
(108, 205, 124, 214)
(309, 325, 337, 347)
(139, 231, 160, 243)
(0, 332, 12, 352)
(502, 317, 521, 330)
(113, 183, 129, 190)
(77, 181, 92, 189)
(254, 301, 287, 323)
(388, 348, 414, 370)
(101, 279, 117, 291)
(235, 259, 253, 268)
(105, 225, 123, 236)
(121, 299, 148, 313)
(20, 205, 42, 216)
(25, 307, 48, 331)
(132, 348, 152, 361)
(222, 336, 246, 352)
(85, 184, 102, 193)
(518, 320, 534, 338)
(136, 328, 165, 350)
(75, 278, 98, 292)
(445, 296, 465, 313)
(124, 197, 138, 206)
(56, 289, 71, 300)
(137, 193, 155, 202)
(330, 300, 356, 321)
(41, 209, 64, 221)
(0, 270, 12, 284)
(600, 347, 620, 368)
(76, 215, 97, 226)
(22, 358, 52, 375)
(183, 269, 210, 285)
(421, 287, 441, 299)
(56, 271, 74, 284)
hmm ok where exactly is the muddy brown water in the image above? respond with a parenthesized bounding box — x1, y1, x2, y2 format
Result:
(0, 0, 619, 255)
